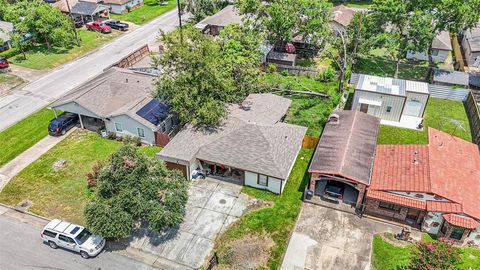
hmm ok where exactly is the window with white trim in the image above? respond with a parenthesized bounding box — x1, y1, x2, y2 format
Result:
(258, 174, 268, 186)
(114, 122, 123, 132)
(137, 127, 145, 138)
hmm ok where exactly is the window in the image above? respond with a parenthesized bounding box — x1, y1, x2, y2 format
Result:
(114, 122, 123, 132)
(137, 127, 145, 138)
(42, 230, 57, 238)
(160, 123, 166, 133)
(58, 235, 76, 244)
(378, 201, 401, 212)
(450, 226, 465, 240)
(258, 174, 268, 186)
(386, 105, 392, 113)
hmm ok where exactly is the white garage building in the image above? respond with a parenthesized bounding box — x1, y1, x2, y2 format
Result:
(352, 74, 429, 128)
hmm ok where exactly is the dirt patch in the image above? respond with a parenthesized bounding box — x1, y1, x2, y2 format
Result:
(216, 234, 275, 270)
(380, 233, 412, 248)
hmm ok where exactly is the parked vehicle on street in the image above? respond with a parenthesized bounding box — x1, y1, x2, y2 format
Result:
(105, 20, 129, 31)
(41, 219, 106, 259)
(85, 21, 111, 33)
(48, 113, 78, 136)
(0, 57, 9, 69)
(323, 181, 345, 202)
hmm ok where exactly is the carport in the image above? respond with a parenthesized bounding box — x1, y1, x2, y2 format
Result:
(306, 110, 380, 212)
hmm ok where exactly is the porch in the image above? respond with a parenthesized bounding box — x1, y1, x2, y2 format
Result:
(380, 115, 424, 130)
(200, 160, 245, 186)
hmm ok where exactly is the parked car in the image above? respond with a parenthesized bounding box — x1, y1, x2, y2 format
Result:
(85, 21, 111, 34)
(105, 20, 129, 31)
(48, 113, 78, 136)
(0, 57, 9, 69)
(323, 181, 345, 201)
(41, 219, 106, 259)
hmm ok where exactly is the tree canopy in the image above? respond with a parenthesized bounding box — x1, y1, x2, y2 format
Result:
(154, 24, 265, 127)
(183, 0, 229, 22)
(3, 0, 74, 49)
(84, 145, 188, 239)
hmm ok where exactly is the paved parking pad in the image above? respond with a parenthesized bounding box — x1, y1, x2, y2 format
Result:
(123, 178, 252, 269)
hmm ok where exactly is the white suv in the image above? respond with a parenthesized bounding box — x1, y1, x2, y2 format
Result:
(41, 219, 106, 259)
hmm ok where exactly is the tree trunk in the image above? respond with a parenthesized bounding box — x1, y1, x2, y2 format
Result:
(338, 69, 345, 93)
(426, 43, 434, 81)
(44, 33, 51, 50)
(394, 58, 400, 78)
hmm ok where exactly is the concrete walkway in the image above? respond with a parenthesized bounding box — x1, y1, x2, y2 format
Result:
(0, 129, 74, 191)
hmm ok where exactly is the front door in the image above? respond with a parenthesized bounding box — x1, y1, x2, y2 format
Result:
(360, 103, 369, 113)
(406, 208, 420, 224)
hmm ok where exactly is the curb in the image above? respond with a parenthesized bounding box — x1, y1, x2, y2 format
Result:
(0, 202, 50, 222)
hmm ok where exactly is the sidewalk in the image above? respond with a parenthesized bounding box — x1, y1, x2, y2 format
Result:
(0, 203, 49, 228)
(0, 128, 75, 191)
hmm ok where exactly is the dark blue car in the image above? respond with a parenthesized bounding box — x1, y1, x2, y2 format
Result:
(48, 113, 78, 136)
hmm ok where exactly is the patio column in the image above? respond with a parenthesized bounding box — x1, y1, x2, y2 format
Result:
(78, 114, 84, 129)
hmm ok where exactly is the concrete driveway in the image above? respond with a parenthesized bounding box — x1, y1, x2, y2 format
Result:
(282, 203, 401, 270)
(119, 178, 253, 269)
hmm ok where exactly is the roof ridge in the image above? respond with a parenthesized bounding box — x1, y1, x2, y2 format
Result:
(338, 110, 358, 174)
(258, 124, 287, 176)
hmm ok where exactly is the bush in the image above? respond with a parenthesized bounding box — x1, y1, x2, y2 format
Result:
(266, 63, 277, 73)
(319, 67, 336, 82)
(0, 48, 20, 58)
(280, 69, 289, 76)
(410, 240, 461, 270)
(122, 135, 141, 146)
(107, 132, 117, 140)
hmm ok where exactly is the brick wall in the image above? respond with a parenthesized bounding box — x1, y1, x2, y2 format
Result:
(438, 222, 472, 244)
(364, 198, 408, 221)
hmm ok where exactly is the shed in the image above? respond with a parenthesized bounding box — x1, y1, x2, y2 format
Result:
(352, 74, 430, 122)
(267, 51, 297, 66)
(407, 31, 452, 62)
(433, 69, 469, 87)
(462, 24, 480, 67)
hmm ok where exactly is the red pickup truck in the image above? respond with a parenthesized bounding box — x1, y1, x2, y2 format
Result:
(0, 57, 9, 69)
(85, 21, 111, 34)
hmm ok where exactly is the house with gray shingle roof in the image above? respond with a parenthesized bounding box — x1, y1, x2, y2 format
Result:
(49, 67, 178, 146)
(157, 93, 307, 194)
(462, 24, 480, 67)
(0, 21, 13, 52)
(407, 31, 452, 62)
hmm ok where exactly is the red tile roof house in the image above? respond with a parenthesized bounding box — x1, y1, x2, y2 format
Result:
(365, 128, 480, 245)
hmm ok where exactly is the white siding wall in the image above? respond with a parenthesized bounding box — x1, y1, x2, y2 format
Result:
(105, 114, 155, 145)
(405, 92, 429, 117)
(422, 212, 444, 235)
(108, 0, 143, 14)
(466, 226, 480, 246)
(244, 171, 283, 194)
(352, 90, 405, 121)
(406, 50, 449, 62)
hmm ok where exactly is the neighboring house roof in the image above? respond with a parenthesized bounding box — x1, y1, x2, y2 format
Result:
(0, 21, 13, 43)
(369, 128, 480, 221)
(470, 73, 480, 88)
(330, 5, 355, 27)
(432, 31, 452, 51)
(356, 74, 429, 96)
(71, 1, 108, 16)
(158, 94, 307, 180)
(433, 69, 469, 86)
(308, 110, 380, 185)
(194, 5, 243, 30)
(103, 0, 132, 5)
(463, 24, 480, 52)
(50, 68, 165, 130)
(52, 0, 97, 13)
(371, 145, 431, 192)
(443, 214, 480, 230)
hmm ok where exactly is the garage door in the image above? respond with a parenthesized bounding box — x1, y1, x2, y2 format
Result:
(403, 100, 423, 117)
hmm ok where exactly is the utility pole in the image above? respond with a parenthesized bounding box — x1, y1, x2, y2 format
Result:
(176, 0, 183, 44)
(66, 0, 80, 46)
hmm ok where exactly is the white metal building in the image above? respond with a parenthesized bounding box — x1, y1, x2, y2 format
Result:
(352, 74, 430, 122)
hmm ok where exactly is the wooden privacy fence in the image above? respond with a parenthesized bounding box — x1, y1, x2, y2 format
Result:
(465, 91, 480, 146)
(451, 34, 465, 71)
(106, 45, 150, 70)
(303, 135, 319, 149)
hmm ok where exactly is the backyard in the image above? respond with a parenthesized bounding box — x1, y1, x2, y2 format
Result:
(0, 130, 160, 225)
(377, 98, 472, 144)
(0, 108, 56, 167)
(111, 0, 177, 24)
(354, 56, 431, 81)
(214, 148, 314, 269)
(372, 234, 480, 270)
(8, 30, 123, 70)
(262, 73, 342, 137)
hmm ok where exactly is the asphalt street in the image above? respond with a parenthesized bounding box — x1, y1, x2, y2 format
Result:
(0, 214, 155, 270)
(0, 9, 181, 132)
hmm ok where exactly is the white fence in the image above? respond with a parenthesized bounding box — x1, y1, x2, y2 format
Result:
(427, 84, 469, 101)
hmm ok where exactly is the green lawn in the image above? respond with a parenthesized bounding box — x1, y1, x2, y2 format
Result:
(0, 73, 24, 91)
(372, 234, 480, 270)
(137, 146, 161, 157)
(0, 108, 57, 167)
(262, 73, 342, 137)
(9, 30, 123, 70)
(215, 148, 314, 269)
(111, 0, 177, 24)
(377, 98, 472, 144)
(0, 131, 122, 225)
(330, 0, 373, 8)
(354, 56, 430, 81)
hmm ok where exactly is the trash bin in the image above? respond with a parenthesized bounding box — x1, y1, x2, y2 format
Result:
(305, 190, 313, 200)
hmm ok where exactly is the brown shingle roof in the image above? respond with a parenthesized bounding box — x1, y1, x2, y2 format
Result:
(330, 5, 355, 27)
(308, 110, 380, 185)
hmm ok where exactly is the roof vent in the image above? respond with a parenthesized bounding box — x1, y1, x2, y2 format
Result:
(328, 113, 340, 124)
(412, 159, 419, 165)
(126, 78, 129, 83)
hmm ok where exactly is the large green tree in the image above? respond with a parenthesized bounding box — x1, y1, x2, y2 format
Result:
(4, 0, 74, 49)
(84, 145, 188, 239)
(236, 0, 332, 47)
(154, 24, 264, 127)
(183, 0, 229, 22)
